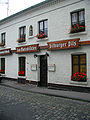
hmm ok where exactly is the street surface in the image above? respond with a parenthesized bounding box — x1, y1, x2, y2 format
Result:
(0, 85, 90, 120)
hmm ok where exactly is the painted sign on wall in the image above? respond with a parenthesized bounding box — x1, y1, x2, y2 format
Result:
(16, 44, 39, 54)
(0, 48, 12, 55)
(48, 38, 80, 51)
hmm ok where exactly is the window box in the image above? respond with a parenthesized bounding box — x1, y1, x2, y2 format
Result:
(70, 24, 86, 33)
(18, 71, 25, 76)
(35, 32, 48, 40)
(17, 38, 25, 43)
(71, 72, 87, 82)
(0, 43, 5, 46)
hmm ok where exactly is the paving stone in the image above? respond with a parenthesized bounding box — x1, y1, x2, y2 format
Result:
(0, 85, 90, 120)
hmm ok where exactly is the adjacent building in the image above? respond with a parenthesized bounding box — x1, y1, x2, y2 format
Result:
(0, 0, 90, 90)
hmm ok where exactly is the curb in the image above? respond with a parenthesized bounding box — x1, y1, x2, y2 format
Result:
(0, 83, 90, 103)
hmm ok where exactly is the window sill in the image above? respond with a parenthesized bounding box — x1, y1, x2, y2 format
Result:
(0, 45, 6, 48)
(18, 41, 27, 45)
(28, 36, 34, 39)
(0, 74, 6, 77)
(69, 31, 87, 36)
(18, 76, 26, 79)
(70, 80, 88, 85)
(37, 37, 48, 42)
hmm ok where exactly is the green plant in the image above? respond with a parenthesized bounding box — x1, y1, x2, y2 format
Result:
(71, 72, 87, 82)
(70, 24, 86, 33)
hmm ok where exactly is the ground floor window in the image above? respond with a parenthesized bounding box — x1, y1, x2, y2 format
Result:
(18, 57, 25, 76)
(71, 54, 87, 82)
(0, 58, 5, 74)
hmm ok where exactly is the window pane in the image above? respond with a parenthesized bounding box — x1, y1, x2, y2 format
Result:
(44, 28, 48, 35)
(40, 22, 43, 30)
(79, 11, 84, 22)
(20, 28, 23, 35)
(80, 55, 86, 64)
(24, 27, 26, 35)
(73, 65, 79, 74)
(73, 56, 78, 64)
(44, 20, 47, 29)
(80, 65, 86, 73)
(72, 13, 77, 25)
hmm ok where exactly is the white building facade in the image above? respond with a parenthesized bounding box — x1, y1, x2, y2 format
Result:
(0, 0, 90, 90)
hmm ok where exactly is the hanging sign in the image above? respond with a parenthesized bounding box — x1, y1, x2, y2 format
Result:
(16, 44, 39, 54)
(48, 38, 80, 51)
(0, 48, 12, 55)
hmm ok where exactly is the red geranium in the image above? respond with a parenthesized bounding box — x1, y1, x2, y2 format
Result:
(71, 72, 87, 82)
(18, 71, 24, 75)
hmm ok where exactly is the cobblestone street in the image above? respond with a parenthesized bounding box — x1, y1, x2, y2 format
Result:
(0, 85, 90, 120)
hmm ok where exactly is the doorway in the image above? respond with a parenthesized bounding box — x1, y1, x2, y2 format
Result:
(39, 55, 47, 87)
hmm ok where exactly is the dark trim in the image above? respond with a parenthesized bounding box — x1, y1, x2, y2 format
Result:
(48, 83, 90, 93)
(3, 77, 17, 81)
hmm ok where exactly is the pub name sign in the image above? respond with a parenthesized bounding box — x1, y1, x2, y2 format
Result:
(16, 44, 39, 54)
(48, 39, 80, 51)
(0, 48, 12, 55)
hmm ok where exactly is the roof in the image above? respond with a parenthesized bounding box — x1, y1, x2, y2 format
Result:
(0, 0, 54, 24)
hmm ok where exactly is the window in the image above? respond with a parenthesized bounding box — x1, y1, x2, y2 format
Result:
(18, 57, 25, 76)
(0, 58, 5, 74)
(18, 26, 26, 43)
(39, 19, 48, 36)
(0, 33, 6, 46)
(72, 54, 87, 82)
(29, 25, 33, 36)
(70, 9, 85, 33)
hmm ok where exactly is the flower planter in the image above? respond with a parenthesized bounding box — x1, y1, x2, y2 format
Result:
(35, 32, 47, 39)
(0, 43, 5, 47)
(17, 38, 25, 43)
(70, 24, 86, 33)
(71, 72, 87, 82)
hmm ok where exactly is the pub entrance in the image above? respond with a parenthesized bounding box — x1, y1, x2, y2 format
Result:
(39, 55, 47, 87)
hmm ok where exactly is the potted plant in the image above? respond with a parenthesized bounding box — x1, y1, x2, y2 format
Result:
(0, 43, 5, 46)
(70, 24, 86, 33)
(71, 72, 87, 82)
(35, 32, 47, 39)
(17, 38, 25, 43)
(18, 71, 24, 76)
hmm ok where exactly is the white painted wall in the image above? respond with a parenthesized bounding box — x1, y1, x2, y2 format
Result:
(0, 0, 90, 87)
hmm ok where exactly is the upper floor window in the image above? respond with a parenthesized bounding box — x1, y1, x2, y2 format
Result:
(29, 25, 33, 36)
(0, 33, 6, 46)
(18, 26, 26, 43)
(70, 9, 85, 33)
(38, 19, 48, 38)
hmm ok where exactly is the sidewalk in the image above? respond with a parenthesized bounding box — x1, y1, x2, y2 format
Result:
(0, 79, 90, 102)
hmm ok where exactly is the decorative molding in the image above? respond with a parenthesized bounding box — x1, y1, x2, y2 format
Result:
(39, 45, 48, 50)
(79, 41, 90, 46)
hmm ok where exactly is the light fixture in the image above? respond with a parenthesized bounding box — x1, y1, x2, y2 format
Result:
(34, 54, 37, 58)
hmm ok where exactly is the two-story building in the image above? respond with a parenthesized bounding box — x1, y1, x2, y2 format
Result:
(0, 0, 90, 91)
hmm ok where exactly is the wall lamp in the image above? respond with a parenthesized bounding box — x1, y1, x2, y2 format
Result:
(34, 52, 49, 58)
(45, 52, 49, 57)
(34, 54, 37, 58)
